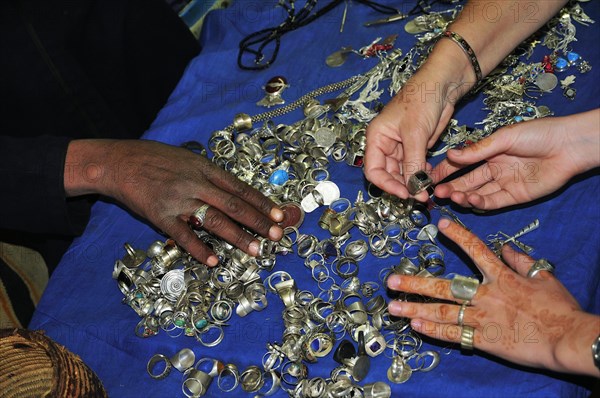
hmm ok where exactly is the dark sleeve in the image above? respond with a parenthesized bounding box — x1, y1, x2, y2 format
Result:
(0, 136, 92, 236)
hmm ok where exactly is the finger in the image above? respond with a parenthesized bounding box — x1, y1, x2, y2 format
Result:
(389, 301, 476, 326)
(365, 169, 410, 199)
(193, 182, 283, 241)
(365, 145, 409, 199)
(446, 132, 508, 165)
(167, 219, 219, 267)
(387, 274, 456, 302)
(190, 205, 263, 256)
(410, 319, 465, 346)
(438, 163, 499, 196)
(464, 190, 519, 210)
(431, 158, 460, 185)
(438, 218, 502, 281)
(205, 165, 283, 222)
(446, 191, 475, 208)
(401, 135, 428, 188)
(500, 244, 541, 278)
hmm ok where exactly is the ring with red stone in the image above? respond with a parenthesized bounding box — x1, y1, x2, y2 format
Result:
(189, 204, 210, 229)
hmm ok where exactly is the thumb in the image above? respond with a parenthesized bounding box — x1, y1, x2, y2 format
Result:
(401, 135, 428, 186)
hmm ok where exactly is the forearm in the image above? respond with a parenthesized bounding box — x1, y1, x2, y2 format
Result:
(0, 136, 91, 235)
(427, 0, 568, 98)
(452, 0, 567, 76)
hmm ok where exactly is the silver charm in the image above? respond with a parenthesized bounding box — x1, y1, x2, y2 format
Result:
(256, 76, 289, 108)
(560, 75, 577, 100)
(577, 60, 592, 73)
(326, 47, 353, 67)
(570, 3, 595, 26)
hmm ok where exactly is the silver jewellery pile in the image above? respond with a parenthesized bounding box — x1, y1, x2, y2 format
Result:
(429, 2, 594, 156)
(147, 348, 240, 397)
(112, 2, 594, 396)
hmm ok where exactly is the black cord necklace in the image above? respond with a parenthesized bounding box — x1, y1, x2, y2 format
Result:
(237, 0, 456, 71)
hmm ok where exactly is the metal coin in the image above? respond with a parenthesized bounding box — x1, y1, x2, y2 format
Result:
(314, 127, 337, 149)
(535, 72, 558, 92)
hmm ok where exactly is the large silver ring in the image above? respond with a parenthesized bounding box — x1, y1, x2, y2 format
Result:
(457, 301, 470, 327)
(450, 275, 480, 302)
(189, 204, 210, 229)
(407, 170, 433, 196)
(460, 325, 475, 351)
(527, 258, 555, 278)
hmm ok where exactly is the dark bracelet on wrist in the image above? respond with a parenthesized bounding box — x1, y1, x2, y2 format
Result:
(442, 30, 483, 84)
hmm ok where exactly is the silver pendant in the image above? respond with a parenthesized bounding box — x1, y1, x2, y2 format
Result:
(326, 47, 353, 67)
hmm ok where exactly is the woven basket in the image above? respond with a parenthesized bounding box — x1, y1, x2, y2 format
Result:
(0, 329, 107, 398)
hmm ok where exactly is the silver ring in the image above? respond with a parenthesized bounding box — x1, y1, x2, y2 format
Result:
(170, 348, 195, 373)
(460, 325, 475, 351)
(527, 258, 555, 278)
(147, 354, 172, 380)
(450, 275, 480, 302)
(407, 170, 433, 196)
(189, 204, 210, 229)
(457, 301, 470, 327)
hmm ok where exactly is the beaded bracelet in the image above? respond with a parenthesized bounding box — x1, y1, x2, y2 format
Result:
(442, 30, 483, 83)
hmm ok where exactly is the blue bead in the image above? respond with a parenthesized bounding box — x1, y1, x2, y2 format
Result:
(269, 169, 289, 185)
(195, 319, 207, 329)
(554, 57, 568, 71)
(514, 116, 524, 122)
(567, 52, 580, 64)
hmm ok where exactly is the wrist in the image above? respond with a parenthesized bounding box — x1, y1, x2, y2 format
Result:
(64, 139, 120, 197)
(561, 109, 600, 174)
(552, 312, 600, 377)
(423, 38, 478, 104)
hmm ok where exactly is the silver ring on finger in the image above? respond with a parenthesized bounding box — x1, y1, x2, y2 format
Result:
(527, 258, 554, 278)
(189, 204, 211, 229)
(460, 325, 475, 352)
(457, 301, 470, 327)
(450, 275, 480, 302)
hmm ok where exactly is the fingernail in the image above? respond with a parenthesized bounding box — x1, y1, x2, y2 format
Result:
(438, 217, 451, 229)
(388, 301, 402, 314)
(248, 241, 260, 256)
(206, 255, 219, 267)
(411, 319, 422, 329)
(270, 207, 284, 222)
(269, 225, 283, 241)
(449, 149, 463, 156)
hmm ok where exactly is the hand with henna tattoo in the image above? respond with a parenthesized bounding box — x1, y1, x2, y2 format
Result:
(387, 218, 600, 377)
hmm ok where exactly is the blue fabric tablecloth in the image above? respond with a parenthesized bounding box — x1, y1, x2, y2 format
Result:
(30, 1, 600, 397)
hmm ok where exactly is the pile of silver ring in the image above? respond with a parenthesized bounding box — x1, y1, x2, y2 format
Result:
(112, 2, 594, 396)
